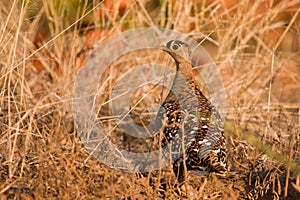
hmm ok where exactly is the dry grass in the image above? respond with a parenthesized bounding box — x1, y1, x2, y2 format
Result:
(0, 0, 300, 199)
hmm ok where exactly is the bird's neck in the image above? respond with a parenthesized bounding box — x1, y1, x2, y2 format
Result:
(166, 60, 203, 104)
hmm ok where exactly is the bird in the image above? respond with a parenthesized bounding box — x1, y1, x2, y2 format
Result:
(156, 40, 227, 182)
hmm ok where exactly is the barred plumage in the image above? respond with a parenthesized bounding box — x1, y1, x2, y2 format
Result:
(158, 40, 227, 182)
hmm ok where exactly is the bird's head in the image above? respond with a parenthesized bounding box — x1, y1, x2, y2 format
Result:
(158, 40, 192, 62)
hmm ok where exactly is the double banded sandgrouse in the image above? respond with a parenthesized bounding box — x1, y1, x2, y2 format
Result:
(157, 40, 227, 182)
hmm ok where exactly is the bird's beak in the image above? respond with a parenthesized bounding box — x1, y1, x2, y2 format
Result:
(156, 45, 168, 52)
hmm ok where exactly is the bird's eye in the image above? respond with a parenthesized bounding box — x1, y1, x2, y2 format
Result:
(169, 43, 181, 52)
